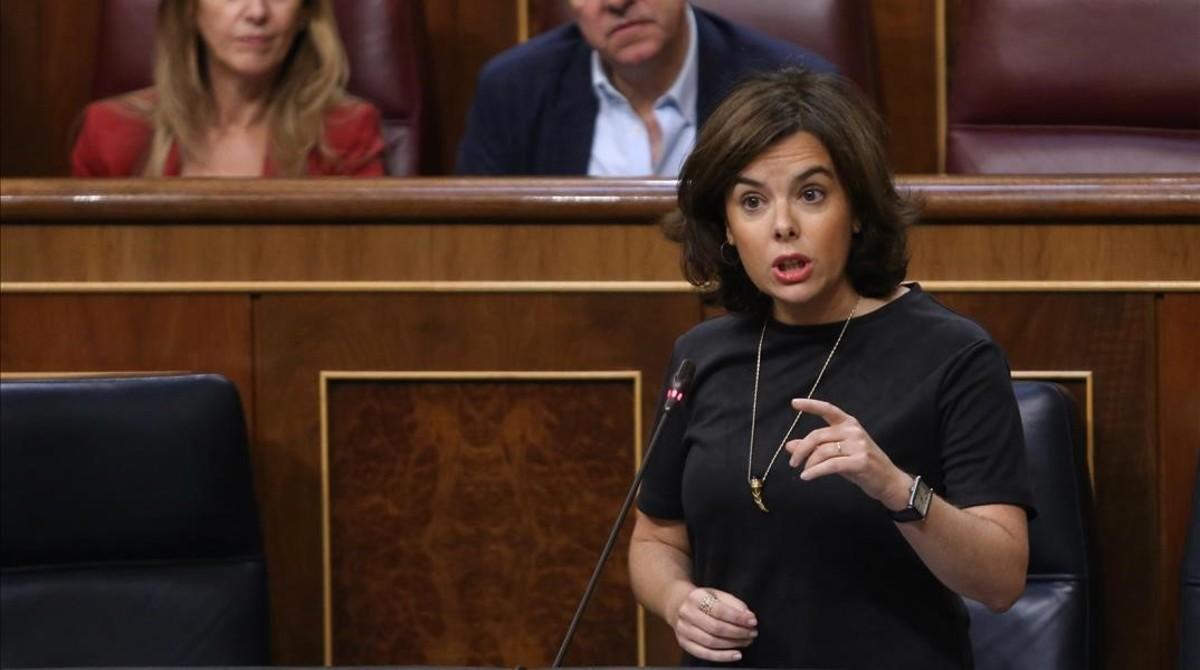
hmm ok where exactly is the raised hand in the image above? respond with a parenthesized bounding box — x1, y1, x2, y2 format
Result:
(784, 398, 912, 510)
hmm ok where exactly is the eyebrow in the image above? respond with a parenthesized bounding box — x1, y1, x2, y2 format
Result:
(732, 166, 834, 188)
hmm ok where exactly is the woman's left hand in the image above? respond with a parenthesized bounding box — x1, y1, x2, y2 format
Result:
(784, 398, 910, 509)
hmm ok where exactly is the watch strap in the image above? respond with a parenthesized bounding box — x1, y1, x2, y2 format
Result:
(890, 475, 932, 522)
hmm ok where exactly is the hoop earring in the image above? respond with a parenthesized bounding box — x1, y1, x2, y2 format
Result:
(720, 241, 740, 265)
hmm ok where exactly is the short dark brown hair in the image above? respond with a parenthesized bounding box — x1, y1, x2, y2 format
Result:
(667, 68, 916, 314)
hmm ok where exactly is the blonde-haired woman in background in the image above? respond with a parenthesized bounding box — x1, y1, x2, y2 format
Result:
(73, 0, 384, 176)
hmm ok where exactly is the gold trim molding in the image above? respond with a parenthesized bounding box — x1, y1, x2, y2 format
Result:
(517, 0, 529, 42)
(2, 280, 1198, 294)
(318, 369, 646, 667)
(0, 370, 184, 379)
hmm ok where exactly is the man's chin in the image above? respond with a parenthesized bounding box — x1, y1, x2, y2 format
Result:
(602, 41, 667, 70)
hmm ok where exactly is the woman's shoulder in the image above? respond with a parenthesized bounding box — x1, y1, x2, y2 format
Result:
(82, 88, 156, 127)
(676, 312, 756, 350)
(870, 285, 998, 364)
(315, 96, 385, 175)
(323, 96, 381, 128)
(72, 88, 157, 177)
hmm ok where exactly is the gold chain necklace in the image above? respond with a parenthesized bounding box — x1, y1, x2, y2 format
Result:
(747, 297, 860, 512)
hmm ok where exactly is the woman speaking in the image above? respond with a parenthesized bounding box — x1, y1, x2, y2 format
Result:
(630, 69, 1035, 669)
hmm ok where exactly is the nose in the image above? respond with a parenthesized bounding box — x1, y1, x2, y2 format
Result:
(603, 0, 635, 15)
(772, 206, 799, 241)
(243, 0, 269, 23)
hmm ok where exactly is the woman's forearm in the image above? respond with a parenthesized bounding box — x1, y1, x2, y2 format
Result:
(629, 525, 695, 626)
(886, 477, 1028, 611)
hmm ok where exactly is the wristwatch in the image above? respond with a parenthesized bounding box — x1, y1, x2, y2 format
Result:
(890, 475, 933, 522)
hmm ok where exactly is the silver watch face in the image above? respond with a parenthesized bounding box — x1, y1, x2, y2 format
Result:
(913, 478, 933, 516)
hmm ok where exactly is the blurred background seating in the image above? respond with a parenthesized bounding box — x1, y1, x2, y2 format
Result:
(945, 0, 1200, 174)
(1182, 462, 1200, 669)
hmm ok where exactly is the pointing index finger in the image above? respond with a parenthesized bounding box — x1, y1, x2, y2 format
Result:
(790, 397, 850, 425)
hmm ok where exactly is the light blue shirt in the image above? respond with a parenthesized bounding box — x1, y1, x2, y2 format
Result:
(587, 7, 699, 177)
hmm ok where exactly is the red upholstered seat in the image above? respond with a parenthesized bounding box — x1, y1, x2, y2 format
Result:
(945, 0, 1200, 174)
(91, 0, 432, 175)
(690, 0, 878, 105)
(528, 0, 880, 105)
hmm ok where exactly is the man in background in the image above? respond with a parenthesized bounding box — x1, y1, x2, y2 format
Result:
(456, 0, 835, 176)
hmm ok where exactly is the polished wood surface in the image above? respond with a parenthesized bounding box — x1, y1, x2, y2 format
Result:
(4, 222, 1197, 284)
(4, 176, 1199, 220)
(1158, 293, 1200, 658)
(0, 294, 256, 436)
(327, 378, 638, 666)
(0, 294, 252, 400)
(2, 178, 1198, 285)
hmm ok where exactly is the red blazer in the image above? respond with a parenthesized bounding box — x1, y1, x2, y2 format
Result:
(71, 91, 386, 176)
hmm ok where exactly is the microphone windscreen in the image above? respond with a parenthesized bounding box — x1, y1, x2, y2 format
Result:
(671, 359, 696, 394)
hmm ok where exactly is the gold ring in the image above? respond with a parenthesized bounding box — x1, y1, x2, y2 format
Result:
(837, 441, 844, 455)
(698, 591, 718, 616)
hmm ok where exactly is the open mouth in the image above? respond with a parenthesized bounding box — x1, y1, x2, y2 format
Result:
(772, 255, 813, 283)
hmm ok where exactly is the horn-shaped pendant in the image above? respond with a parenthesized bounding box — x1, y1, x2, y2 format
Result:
(750, 477, 769, 512)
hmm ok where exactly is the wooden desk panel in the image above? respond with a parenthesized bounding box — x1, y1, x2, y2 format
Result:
(252, 292, 701, 664)
(2, 177, 1199, 284)
(2, 221, 1199, 284)
(0, 293, 254, 418)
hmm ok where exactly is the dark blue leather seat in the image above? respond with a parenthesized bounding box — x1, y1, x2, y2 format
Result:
(0, 374, 268, 666)
(1182, 462, 1200, 669)
(966, 381, 1099, 670)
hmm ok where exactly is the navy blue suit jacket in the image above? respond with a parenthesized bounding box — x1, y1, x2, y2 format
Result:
(455, 7, 836, 175)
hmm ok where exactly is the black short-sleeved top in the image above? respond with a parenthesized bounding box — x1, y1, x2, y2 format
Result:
(638, 285, 1035, 669)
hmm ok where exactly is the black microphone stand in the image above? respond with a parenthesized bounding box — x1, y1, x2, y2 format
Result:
(551, 360, 694, 668)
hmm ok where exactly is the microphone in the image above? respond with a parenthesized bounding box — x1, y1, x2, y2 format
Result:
(552, 359, 696, 668)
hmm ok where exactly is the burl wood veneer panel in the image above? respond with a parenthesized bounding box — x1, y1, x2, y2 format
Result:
(328, 378, 637, 666)
(253, 292, 701, 664)
(934, 291, 1158, 670)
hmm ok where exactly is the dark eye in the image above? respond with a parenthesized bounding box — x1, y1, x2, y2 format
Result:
(741, 194, 764, 211)
(800, 187, 825, 203)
